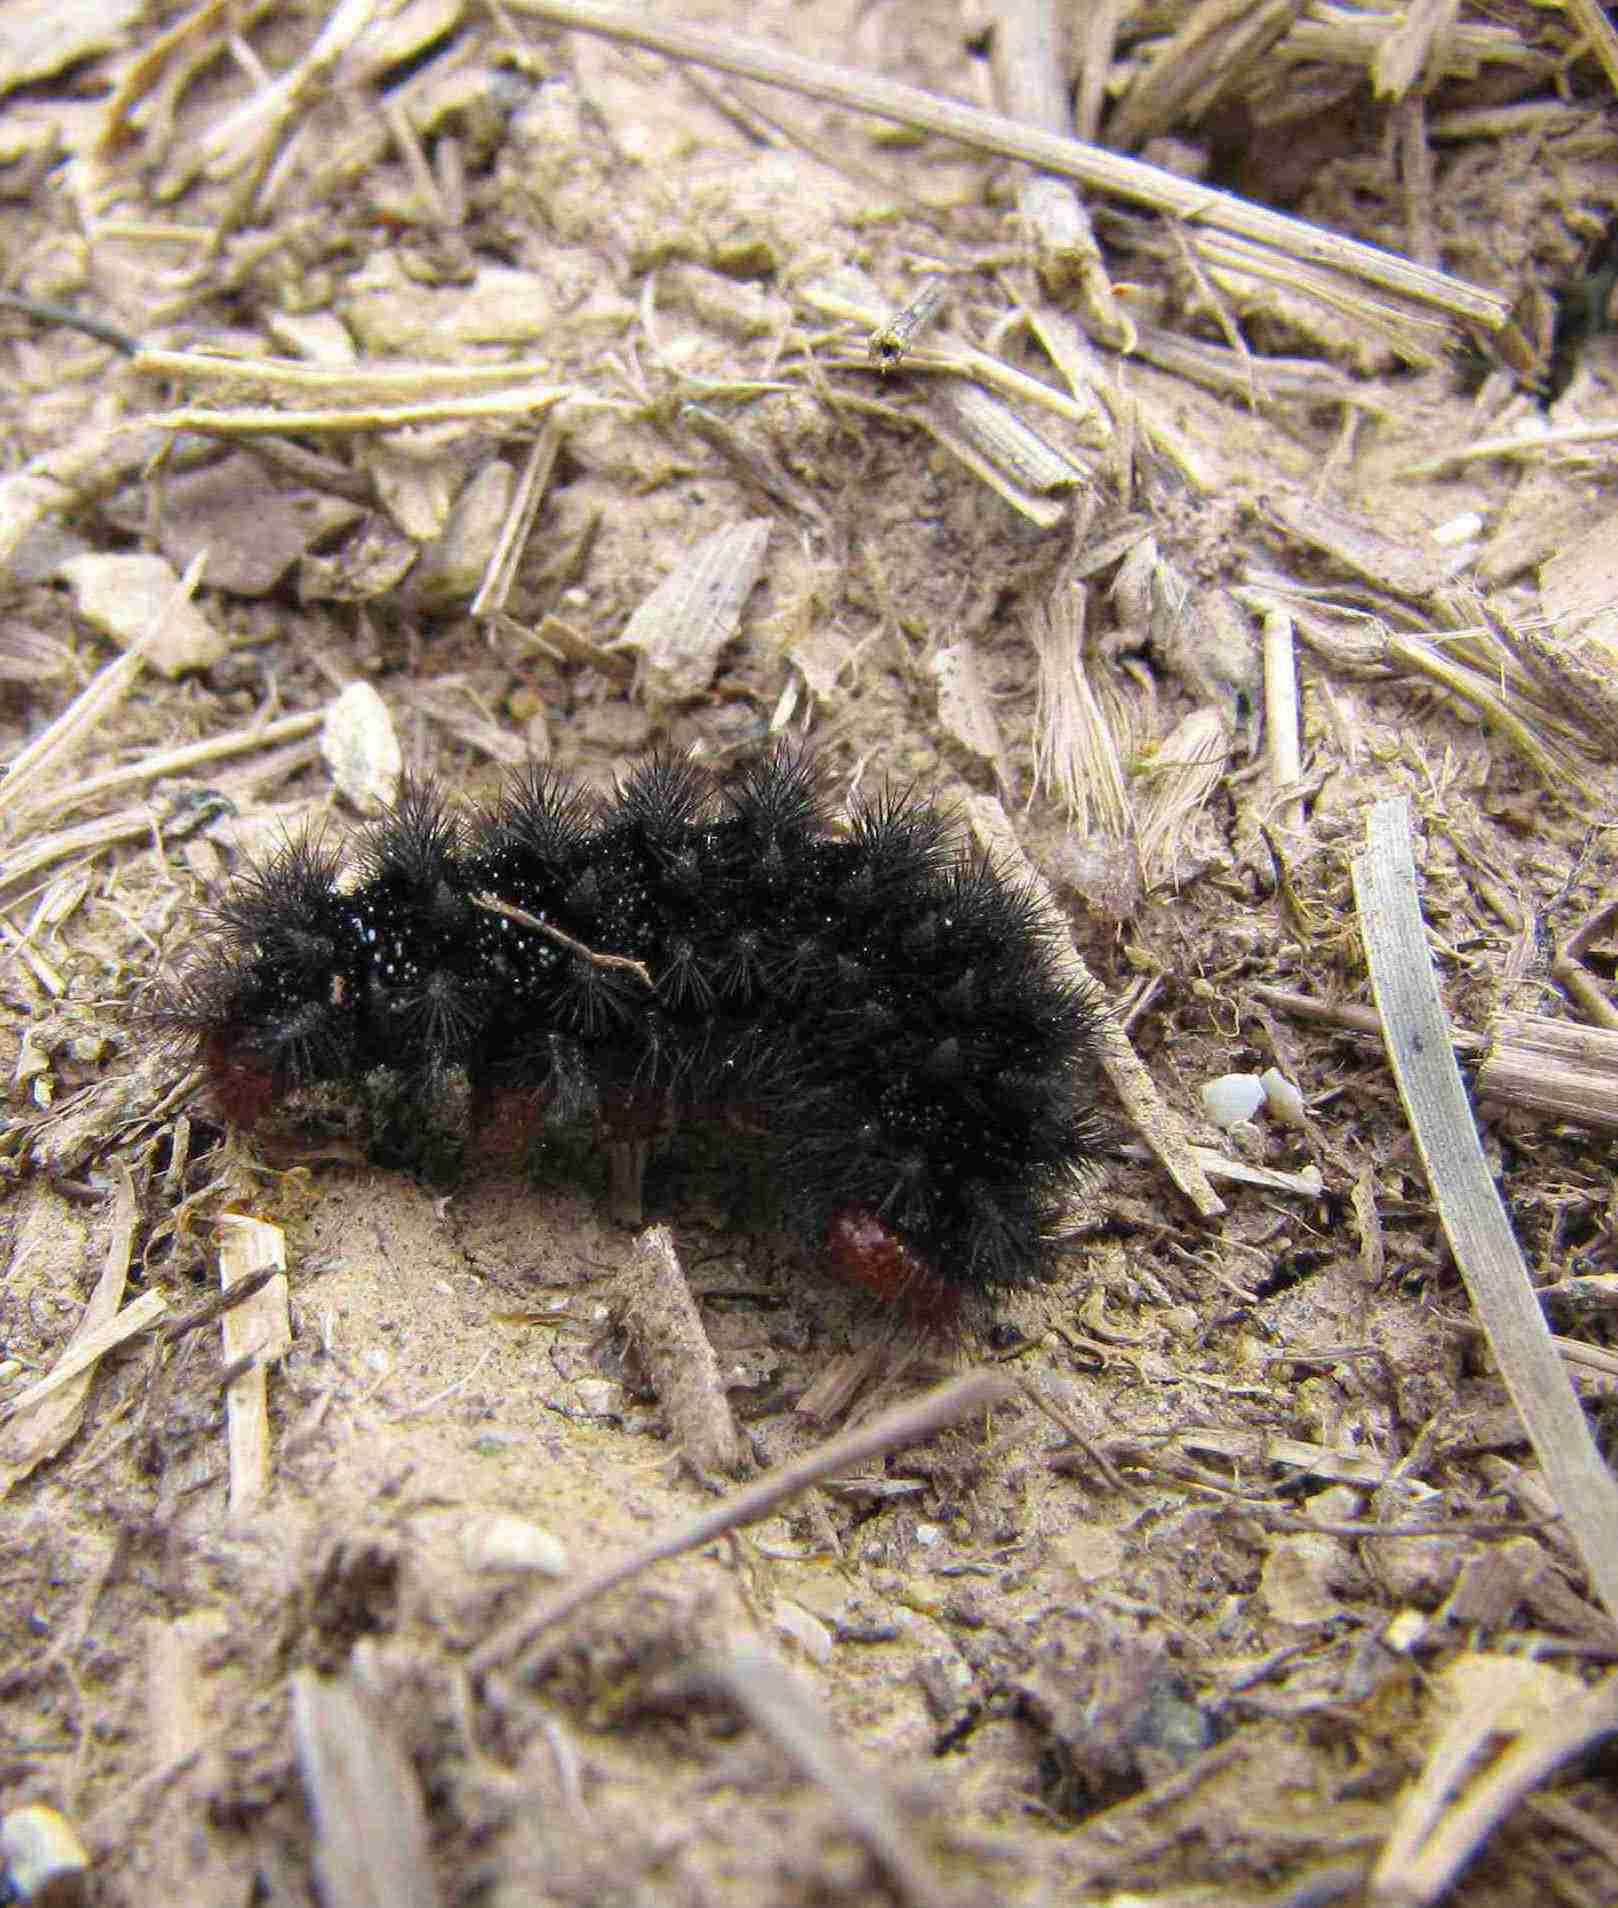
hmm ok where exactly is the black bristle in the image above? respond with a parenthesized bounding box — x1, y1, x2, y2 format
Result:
(165, 746, 1109, 1308)
(362, 777, 463, 890)
(261, 998, 359, 1083)
(553, 953, 643, 1037)
(618, 749, 712, 846)
(483, 764, 599, 868)
(214, 835, 344, 957)
(722, 746, 826, 844)
(847, 784, 955, 894)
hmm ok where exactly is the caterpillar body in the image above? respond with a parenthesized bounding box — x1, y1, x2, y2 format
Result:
(170, 750, 1107, 1307)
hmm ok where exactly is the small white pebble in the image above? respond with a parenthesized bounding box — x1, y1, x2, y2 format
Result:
(775, 1600, 834, 1665)
(1431, 511, 1482, 546)
(461, 1513, 569, 1577)
(914, 1522, 943, 1548)
(1384, 1609, 1429, 1653)
(572, 1378, 621, 1414)
(1260, 1067, 1308, 1127)
(1, 1804, 90, 1904)
(1201, 1073, 1266, 1127)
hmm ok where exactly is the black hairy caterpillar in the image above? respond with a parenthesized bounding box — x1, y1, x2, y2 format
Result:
(167, 749, 1108, 1308)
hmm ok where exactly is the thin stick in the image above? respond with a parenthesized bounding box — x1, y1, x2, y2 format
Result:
(1446, 1312, 1618, 1384)
(160, 1261, 285, 1343)
(1250, 983, 1484, 1052)
(0, 552, 207, 825)
(0, 290, 140, 355)
(129, 347, 560, 399)
(470, 415, 564, 621)
(13, 711, 323, 823)
(469, 892, 655, 992)
(1261, 605, 1304, 832)
(0, 1292, 168, 1428)
(468, 1369, 1012, 1675)
(0, 803, 213, 894)
(133, 385, 586, 437)
(1405, 416, 1618, 475)
(388, 1343, 497, 1423)
(703, 1652, 956, 1908)
(505, 0, 1508, 333)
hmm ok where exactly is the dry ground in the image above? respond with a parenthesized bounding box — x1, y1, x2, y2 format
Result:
(2, 2, 1618, 1904)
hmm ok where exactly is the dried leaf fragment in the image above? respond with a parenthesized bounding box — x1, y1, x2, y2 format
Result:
(322, 683, 403, 816)
(58, 552, 227, 677)
(929, 641, 1009, 784)
(611, 517, 771, 707)
(107, 453, 362, 597)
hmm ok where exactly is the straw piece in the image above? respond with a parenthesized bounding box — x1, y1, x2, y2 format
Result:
(292, 1667, 442, 1908)
(1129, 319, 1381, 410)
(12, 711, 324, 824)
(616, 1226, 744, 1477)
(0, 1288, 167, 1432)
(506, 0, 1508, 333)
(1258, 488, 1446, 600)
(990, 0, 1128, 341)
(130, 347, 561, 398)
(136, 384, 583, 436)
(1476, 1011, 1618, 1132)
(0, 425, 212, 573)
(1561, 0, 1618, 99)
(1108, 0, 1309, 149)
(144, 1614, 237, 1897)
(470, 415, 564, 621)
(1372, 0, 1460, 99)
(1, 802, 204, 893)
(1351, 799, 1618, 1624)
(1405, 416, 1618, 476)
(1371, 1660, 1618, 1906)
(217, 1214, 291, 1521)
(915, 388, 1073, 528)
(1134, 707, 1229, 889)
(1073, 0, 1121, 142)
(0, 552, 207, 825)
(1030, 587, 1132, 834)
(703, 1651, 958, 1908)
(1183, 1147, 1323, 1197)
(0, 1169, 151, 1497)
(960, 790, 1225, 1221)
